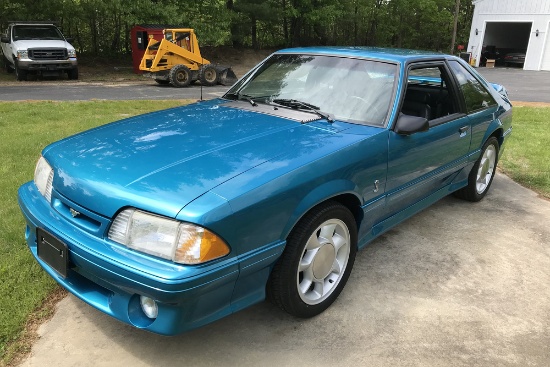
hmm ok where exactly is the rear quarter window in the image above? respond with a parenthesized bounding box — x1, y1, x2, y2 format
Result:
(448, 60, 496, 113)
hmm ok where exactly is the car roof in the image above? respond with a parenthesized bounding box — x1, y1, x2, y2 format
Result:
(276, 46, 450, 64)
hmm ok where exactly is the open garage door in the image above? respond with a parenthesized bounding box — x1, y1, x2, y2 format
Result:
(481, 22, 531, 68)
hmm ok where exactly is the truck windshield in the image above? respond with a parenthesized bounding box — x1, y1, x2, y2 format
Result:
(13, 25, 64, 40)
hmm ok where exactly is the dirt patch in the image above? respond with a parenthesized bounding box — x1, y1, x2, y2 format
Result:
(201, 46, 275, 78)
(0, 47, 274, 86)
(511, 101, 550, 107)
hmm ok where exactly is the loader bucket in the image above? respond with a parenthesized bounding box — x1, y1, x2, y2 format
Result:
(218, 67, 238, 86)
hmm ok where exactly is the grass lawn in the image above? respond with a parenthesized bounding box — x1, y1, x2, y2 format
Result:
(0, 100, 189, 365)
(499, 105, 550, 199)
(0, 101, 548, 365)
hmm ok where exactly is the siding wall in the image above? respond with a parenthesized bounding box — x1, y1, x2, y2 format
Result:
(475, 0, 550, 14)
(467, 0, 550, 70)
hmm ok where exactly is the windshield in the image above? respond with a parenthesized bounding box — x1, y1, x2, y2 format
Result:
(225, 54, 398, 126)
(13, 25, 64, 40)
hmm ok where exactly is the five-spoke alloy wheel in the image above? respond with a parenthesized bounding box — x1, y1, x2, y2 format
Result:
(454, 136, 499, 202)
(268, 201, 357, 318)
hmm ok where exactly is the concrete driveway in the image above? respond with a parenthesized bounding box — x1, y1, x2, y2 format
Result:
(0, 82, 228, 101)
(476, 68, 550, 103)
(21, 173, 550, 367)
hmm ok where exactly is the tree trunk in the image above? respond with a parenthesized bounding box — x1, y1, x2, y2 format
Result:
(282, 0, 288, 46)
(251, 15, 258, 49)
(450, 0, 460, 54)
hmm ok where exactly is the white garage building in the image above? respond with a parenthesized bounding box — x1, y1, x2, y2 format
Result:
(467, 0, 550, 70)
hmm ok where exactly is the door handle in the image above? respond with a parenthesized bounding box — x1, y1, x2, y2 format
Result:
(458, 126, 469, 137)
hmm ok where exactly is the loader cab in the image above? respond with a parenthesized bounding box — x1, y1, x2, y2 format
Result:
(164, 29, 192, 52)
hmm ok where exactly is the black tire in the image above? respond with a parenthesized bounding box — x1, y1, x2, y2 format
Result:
(3, 56, 13, 73)
(168, 64, 191, 87)
(15, 61, 27, 81)
(199, 64, 219, 86)
(454, 136, 499, 202)
(68, 68, 79, 80)
(154, 79, 170, 85)
(267, 201, 357, 318)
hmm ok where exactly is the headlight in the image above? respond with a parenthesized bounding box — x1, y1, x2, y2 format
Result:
(108, 208, 230, 265)
(17, 50, 28, 59)
(67, 49, 77, 58)
(34, 156, 54, 203)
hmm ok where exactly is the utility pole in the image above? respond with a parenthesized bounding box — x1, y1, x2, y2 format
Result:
(450, 0, 460, 54)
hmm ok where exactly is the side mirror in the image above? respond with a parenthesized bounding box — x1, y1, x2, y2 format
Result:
(394, 113, 429, 135)
(0, 35, 9, 43)
(65, 37, 74, 43)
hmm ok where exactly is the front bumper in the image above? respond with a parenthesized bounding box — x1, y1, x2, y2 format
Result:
(18, 182, 241, 335)
(18, 58, 77, 71)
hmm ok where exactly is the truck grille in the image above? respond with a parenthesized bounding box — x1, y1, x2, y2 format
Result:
(28, 48, 68, 60)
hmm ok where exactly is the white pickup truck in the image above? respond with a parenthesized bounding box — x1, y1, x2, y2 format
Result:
(1, 22, 78, 81)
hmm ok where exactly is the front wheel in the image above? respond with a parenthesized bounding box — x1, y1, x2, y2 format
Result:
(454, 136, 499, 202)
(15, 61, 27, 81)
(199, 64, 219, 86)
(267, 201, 357, 318)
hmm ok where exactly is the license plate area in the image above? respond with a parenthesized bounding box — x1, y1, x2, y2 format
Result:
(37, 228, 69, 278)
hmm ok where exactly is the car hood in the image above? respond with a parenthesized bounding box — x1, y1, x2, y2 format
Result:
(13, 39, 74, 50)
(43, 100, 345, 218)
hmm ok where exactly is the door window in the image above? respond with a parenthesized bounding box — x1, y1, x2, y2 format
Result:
(402, 64, 459, 123)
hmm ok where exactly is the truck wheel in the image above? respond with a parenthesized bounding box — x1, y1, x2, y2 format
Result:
(169, 65, 191, 87)
(68, 68, 79, 80)
(3, 56, 13, 74)
(199, 65, 219, 86)
(15, 62, 27, 81)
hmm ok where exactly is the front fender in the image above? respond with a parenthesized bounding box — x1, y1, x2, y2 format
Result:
(281, 179, 362, 239)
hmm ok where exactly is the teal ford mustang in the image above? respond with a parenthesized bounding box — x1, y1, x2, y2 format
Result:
(18, 47, 512, 335)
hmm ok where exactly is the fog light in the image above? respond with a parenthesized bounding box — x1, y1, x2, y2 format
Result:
(139, 296, 158, 319)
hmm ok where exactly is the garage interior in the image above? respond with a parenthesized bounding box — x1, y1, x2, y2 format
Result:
(480, 22, 532, 68)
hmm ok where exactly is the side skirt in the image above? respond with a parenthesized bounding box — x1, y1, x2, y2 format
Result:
(357, 181, 466, 250)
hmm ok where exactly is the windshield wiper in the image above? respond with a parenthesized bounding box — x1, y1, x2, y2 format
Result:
(238, 93, 258, 107)
(271, 99, 334, 123)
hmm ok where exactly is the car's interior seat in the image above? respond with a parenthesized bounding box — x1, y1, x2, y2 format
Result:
(402, 89, 432, 120)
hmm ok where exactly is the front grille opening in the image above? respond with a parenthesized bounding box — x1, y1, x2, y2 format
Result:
(29, 48, 68, 60)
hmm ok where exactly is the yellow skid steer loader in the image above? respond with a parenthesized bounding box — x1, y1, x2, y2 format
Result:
(139, 28, 237, 87)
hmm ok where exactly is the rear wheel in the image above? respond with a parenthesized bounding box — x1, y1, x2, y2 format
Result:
(168, 65, 191, 88)
(454, 137, 499, 202)
(3, 56, 13, 73)
(267, 201, 357, 318)
(199, 64, 219, 86)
